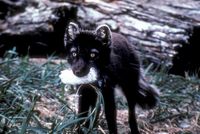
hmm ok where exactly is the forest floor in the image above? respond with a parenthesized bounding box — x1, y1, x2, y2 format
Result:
(0, 52, 200, 134)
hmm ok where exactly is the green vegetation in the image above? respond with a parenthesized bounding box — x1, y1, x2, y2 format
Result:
(0, 50, 102, 134)
(0, 50, 200, 133)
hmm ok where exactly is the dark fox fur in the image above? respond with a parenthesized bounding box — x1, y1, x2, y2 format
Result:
(64, 22, 159, 134)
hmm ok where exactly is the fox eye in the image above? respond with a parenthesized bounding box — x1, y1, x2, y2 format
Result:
(72, 52, 77, 57)
(70, 47, 78, 58)
(90, 53, 96, 58)
(90, 49, 99, 59)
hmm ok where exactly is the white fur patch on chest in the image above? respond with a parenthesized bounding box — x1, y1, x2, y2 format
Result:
(59, 67, 98, 85)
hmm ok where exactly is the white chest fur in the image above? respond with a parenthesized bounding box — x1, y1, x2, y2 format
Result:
(59, 67, 98, 85)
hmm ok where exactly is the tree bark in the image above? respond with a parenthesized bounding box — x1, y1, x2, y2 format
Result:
(0, 0, 77, 56)
(0, 0, 200, 69)
(76, 0, 200, 66)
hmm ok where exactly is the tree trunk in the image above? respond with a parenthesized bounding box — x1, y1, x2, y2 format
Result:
(77, 0, 200, 67)
(0, 0, 77, 56)
(0, 0, 200, 72)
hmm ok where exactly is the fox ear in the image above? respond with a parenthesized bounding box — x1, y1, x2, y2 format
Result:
(95, 24, 112, 46)
(64, 22, 79, 47)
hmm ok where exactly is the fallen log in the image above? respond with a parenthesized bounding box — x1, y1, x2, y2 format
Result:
(0, 0, 200, 75)
(77, 0, 200, 67)
(0, 0, 77, 56)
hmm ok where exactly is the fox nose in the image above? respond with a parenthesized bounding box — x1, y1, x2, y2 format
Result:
(73, 67, 90, 77)
(73, 69, 82, 77)
(72, 58, 89, 77)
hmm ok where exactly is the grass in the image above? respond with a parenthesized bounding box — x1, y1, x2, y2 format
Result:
(0, 50, 200, 134)
(139, 69, 200, 134)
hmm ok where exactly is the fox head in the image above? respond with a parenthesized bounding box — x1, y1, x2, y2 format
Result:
(64, 22, 112, 77)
